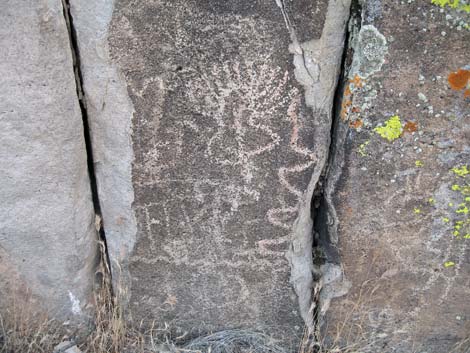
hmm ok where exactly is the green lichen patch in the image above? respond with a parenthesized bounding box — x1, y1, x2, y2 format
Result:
(374, 115, 403, 142)
(350, 25, 388, 79)
(431, 0, 470, 13)
(445, 165, 470, 239)
(451, 165, 470, 177)
(444, 261, 456, 267)
(429, 0, 470, 31)
(357, 140, 370, 157)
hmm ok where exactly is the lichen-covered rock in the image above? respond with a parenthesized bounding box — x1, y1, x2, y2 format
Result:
(0, 1, 97, 320)
(324, 1, 470, 351)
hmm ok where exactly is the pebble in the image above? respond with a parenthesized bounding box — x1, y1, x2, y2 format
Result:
(53, 342, 82, 353)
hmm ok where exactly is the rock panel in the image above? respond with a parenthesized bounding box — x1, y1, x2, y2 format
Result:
(72, 0, 350, 347)
(324, 1, 470, 351)
(0, 0, 97, 320)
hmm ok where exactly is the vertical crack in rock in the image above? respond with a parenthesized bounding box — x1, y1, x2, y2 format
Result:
(60, 0, 112, 287)
(276, 0, 360, 344)
(315, 0, 362, 332)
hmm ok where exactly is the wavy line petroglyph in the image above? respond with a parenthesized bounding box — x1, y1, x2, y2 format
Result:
(274, 0, 352, 330)
(260, 96, 317, 255)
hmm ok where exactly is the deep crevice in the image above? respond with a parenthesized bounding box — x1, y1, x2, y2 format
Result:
(313, 0, 362, 264)
(311, 0, 362, 344)
(61, 0, 113, 293)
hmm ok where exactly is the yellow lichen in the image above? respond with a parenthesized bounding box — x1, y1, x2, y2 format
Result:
(374, 115, 403, 142)
(451, 165, 469, 177)
(415, 160, 424, 167)
(432, 0, 470, 13)
(357, 140, 370, 157)
(461, 186, 470, 195)
(444, 261, 456, 268)
(456, 205, 469, 214)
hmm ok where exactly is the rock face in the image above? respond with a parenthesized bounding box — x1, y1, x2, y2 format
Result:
(2, 0, 469, 350)
(0, 0, 97, 320)
(323, 1, 470, 351)
(71, 0, 350, 347)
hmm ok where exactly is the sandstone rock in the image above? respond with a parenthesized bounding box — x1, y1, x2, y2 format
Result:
(323, 1, 470, 351)
(70, 0, 350, 347)
(0, 0, 97, 320)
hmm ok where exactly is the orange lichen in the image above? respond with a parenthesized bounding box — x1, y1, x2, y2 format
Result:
(448, 69, 470, 90)
(340, 98, 352, 121)
(465, 89, 470, 98)
(349, 119, 363, 129)
(403, 121, 418, 134)
(341, 75, 366, 122)
(351, 106, 361, 113)
(350, 74, 363, 88)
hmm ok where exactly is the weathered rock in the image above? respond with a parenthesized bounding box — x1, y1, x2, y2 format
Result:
(323, 1, 470, 351)
(0, 0, 97, 320)
(70, 0, 350, 347)
(53, 341, 82, 353)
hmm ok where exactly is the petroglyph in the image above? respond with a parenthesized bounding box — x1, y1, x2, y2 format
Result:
(104, 0, 330, 343)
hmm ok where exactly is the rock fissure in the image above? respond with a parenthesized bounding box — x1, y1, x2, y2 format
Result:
(313, 0, 362, 332)
(60, 0, 112, 287)
(279, 0, 361, 346)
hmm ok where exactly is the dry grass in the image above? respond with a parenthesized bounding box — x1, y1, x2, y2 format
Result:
(451, 338, 470, 353)
(0, 241, 288, 353)
(1, 244, 469, 353)
(0, 298, 63, 353)
(83, 241, 128, 353)
(1, 287, 469, 353)
(298, 277, 470, 353)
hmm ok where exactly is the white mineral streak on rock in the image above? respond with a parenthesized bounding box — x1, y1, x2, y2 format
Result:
(68, 291, 82, 315)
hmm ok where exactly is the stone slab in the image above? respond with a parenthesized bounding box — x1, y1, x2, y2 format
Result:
(324, 1, 470, 351)
(0, 0, 97, 321)
(71, 0, 350, 348)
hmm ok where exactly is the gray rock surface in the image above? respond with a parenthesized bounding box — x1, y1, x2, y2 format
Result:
(69, 0, 137, 293)
(2, 0, 468, 350)
(323, 1, 470, 351)
(0, 0, 97, 320)
(71, 0, 350, 347)
(53, 341, 83, 353)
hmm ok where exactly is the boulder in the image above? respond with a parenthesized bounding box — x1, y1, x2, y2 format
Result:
(0, 0, 97, 321)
